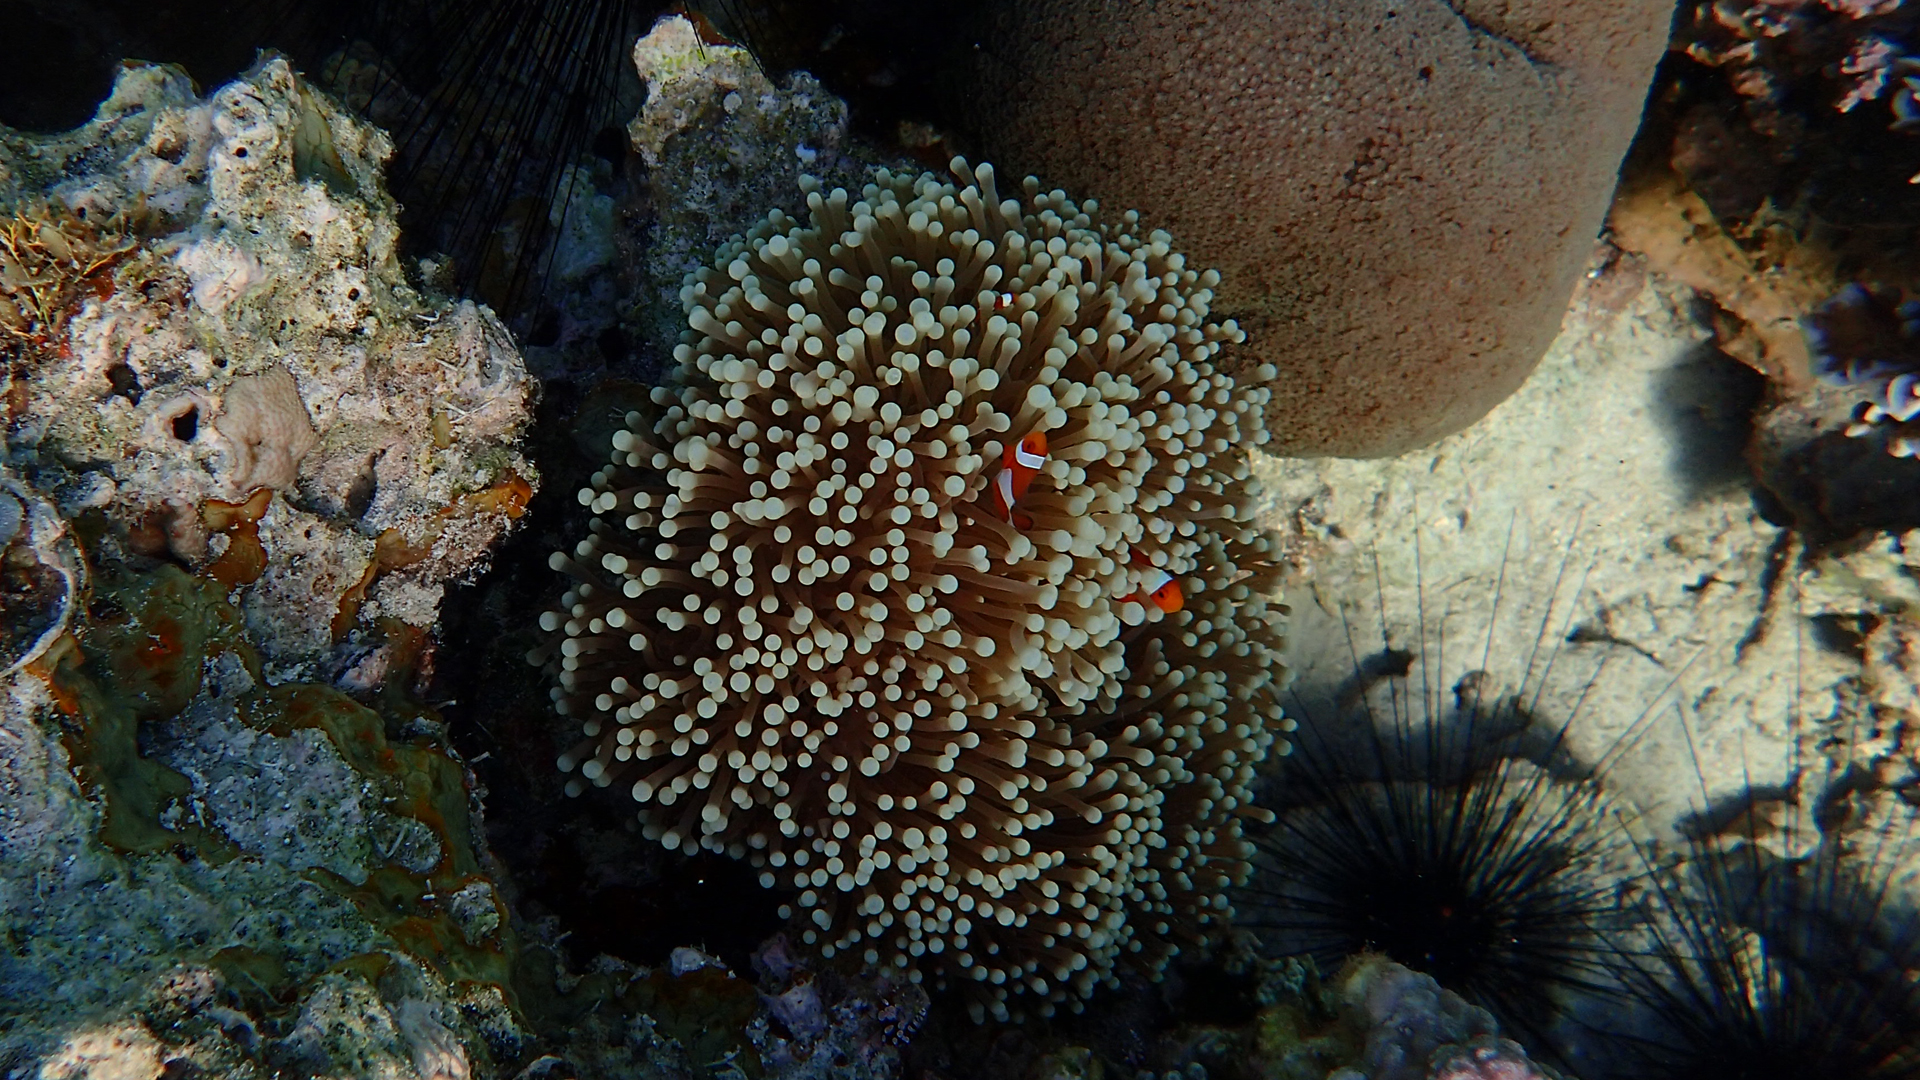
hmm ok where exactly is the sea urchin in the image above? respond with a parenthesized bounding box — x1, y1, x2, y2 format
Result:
(1591, 754, 1920, 1079)
(1238, 548, 1626, 1047)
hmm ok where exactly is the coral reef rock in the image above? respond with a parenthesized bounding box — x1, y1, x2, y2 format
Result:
(747, 934, 927, 1079)
(0, 558, 529, 1077)
(0, 467, 83, 678)
(1185, 950, 1556, 1080)
(0, 57, 536, 681)
(626, 14, 894, 376)
(1332, 956, 1551, 1080)
(947, 0, 1672, 457)
(1606, 167, 1836, 389)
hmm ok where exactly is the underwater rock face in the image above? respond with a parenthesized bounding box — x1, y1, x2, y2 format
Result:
(0, 58, 536, 681)
(950, 0, 1671, 457)
(0, 61, 554, 1080)
(0, 557, 534, 1077)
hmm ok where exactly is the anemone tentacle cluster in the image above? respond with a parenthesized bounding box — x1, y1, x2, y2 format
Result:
(1806, 283, 1920, 455)
(534, 158, 1288, 1020)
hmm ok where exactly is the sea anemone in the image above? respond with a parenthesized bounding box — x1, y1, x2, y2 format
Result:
(1805, 283, 1920, 456)
(1238, 543, 1629, 1049)
(533, 157, 1288, 1019)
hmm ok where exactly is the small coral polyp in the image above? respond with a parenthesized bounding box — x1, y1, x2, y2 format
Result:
(536, 158, 1288, 1019)
(1806, 283, 1920, 455)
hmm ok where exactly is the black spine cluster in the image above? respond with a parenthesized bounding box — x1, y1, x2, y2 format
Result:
(1591, 774, 1920, 1080)
(1237, 544, 1630, 1054)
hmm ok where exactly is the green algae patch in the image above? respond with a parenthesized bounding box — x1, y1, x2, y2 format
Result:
(212, 944, 301, 1014)
(24, 552, 745, 1070)
(253, 682, 477, 874)
(212, 646, 542, 1010)
(38, 564, 249, 856)
(92, 563, 257, 718)
(37, 560, 519, 1002)
(1249, 1001, 1358, 1080)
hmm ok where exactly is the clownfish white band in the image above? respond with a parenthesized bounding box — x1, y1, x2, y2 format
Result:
(1014, 444, 1046, 469)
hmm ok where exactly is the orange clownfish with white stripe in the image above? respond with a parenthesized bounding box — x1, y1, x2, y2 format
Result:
(990, 430, 1048, 528)
(1123, 550, 1184, 614)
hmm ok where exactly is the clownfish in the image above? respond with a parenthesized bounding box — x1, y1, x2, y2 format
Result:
(1123, 550, 1184, 614)
(990, 430, 1048, 528)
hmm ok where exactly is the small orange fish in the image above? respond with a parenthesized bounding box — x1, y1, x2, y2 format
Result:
(990, 430, 1048, 528)
(1123, 551, 1183, 614)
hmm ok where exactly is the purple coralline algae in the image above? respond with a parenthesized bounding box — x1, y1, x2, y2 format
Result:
(746, 934, 928, 1079)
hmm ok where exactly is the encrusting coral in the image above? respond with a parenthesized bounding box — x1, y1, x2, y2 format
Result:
(537, 157, 1290, 1020)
